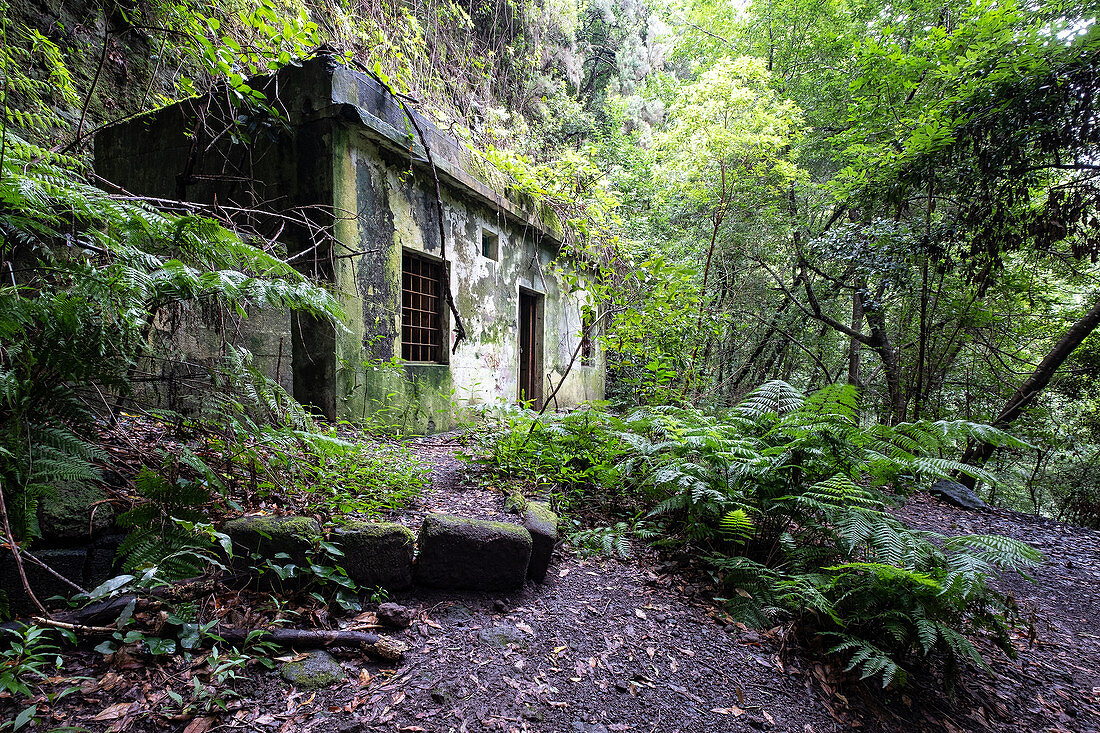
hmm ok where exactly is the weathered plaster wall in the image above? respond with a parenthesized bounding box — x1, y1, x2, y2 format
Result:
(94, 58, 604, 433)
(328, 125, 604, 432)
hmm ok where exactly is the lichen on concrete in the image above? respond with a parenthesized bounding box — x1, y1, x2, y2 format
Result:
(38, 480, 116, 541)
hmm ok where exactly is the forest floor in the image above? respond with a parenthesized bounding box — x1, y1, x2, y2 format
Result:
(7, 439, 1100, 733)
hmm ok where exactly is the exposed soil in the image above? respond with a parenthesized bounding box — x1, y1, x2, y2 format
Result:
(5, 444, 1100, 733)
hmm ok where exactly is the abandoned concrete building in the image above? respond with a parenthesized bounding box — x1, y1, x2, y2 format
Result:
(95, 57, 604, 432)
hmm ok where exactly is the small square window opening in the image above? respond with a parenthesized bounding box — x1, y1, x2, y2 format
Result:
(481, 228, 499, 260)
(580, 307, 595, 365)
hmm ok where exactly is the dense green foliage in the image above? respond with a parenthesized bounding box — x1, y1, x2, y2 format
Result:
(471, 385, 1040, 685)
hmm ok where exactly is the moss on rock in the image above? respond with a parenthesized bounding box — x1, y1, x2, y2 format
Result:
(280, 651, 345, 689)
(222, 515, 321, 565)
(414, 513, 532, 591)
(39, 481, 115, 541)
(332, 520, 415, 589)
(524, 502, 558, 583)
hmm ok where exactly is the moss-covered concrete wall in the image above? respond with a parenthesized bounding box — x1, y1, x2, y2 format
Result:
(94, 58, 604, 433)
(326, 129, 604, 432)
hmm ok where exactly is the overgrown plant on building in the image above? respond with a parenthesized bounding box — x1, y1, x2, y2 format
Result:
(0, 9, 347, 618)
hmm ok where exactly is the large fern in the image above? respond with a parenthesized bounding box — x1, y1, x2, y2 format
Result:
(475, 380, 1042, 688)
(0, 13, 343, 549)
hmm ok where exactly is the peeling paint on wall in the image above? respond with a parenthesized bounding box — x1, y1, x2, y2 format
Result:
(95, 58, 604, 434)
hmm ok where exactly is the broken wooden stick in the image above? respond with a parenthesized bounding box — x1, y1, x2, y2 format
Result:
(24, 616, 407, 662)
(215, 627, 407, 660)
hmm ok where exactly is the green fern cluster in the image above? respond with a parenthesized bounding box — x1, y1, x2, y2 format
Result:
(641, 381, 1039, 687)
(568, 522, 633, 558)
(476, 381, 1041, 688)
(464, 404, 638, 512)
(0, 16, 342, 549)
(116, 468, 215, 579)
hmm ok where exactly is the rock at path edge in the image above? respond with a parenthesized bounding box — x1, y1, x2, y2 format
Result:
(222, 515, 321, 566)
(929, 479, 988, 510)
(332, 520, 415, 589)
(414, 514, 532, 591)
(38, 480, 116, 542)
(0, 548, 86, 614)
(523, 501, 559, 583)
(280, 650, 345, 689)
(376, 601, 414, 628)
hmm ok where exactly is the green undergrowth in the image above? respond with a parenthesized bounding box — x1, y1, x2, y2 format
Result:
(465, 381, 1042, 689)
(257, 436, 430, 517)
(109, 419, 428, 581)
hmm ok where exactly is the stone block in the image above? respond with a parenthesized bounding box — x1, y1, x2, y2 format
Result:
(222, 515, 321, 566)
(86, 534, 125, 587)
(414, 514, 532, 591)
(38, 481, 116, 542)
(0, 548, 86, 616)
(523, 502, 559, 583)
(331, 520, 414, 589)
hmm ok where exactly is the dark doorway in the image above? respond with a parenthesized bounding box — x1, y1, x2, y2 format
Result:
(518, 290, 544, 407)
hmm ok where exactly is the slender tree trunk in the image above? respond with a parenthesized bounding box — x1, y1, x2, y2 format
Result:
(913, 178, 935, 419)
(848, 282, 864, 387)
(861, 289, 906, 424)
(960, 297, 1100, 487)
(912, 260, 930, 419)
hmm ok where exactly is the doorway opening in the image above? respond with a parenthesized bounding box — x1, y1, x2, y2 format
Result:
(518, 289, 544, 408)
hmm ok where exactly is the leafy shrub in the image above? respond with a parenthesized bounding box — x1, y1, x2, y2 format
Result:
(464, 404, 641, 512)
(0, 624, 77, 731)
(475, 382, 1041, 687)
(0, 132, 342, 541)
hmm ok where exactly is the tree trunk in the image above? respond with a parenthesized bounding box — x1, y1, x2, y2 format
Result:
(848, 283, 864, 387)
(960, 297, 1100, 486)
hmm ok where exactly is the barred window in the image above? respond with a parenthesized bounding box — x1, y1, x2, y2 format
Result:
(402, 252, 444, 362)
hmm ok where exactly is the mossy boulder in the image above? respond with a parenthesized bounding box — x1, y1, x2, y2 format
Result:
(332, 520, 415, 589)
(523, 502, 559, 583)
(414, 514, 532, 591)
(504, 492, 528, 514)
(280, 651, 345, 689)
(222, 515, 321, 566)
(38, 481, 115, 542)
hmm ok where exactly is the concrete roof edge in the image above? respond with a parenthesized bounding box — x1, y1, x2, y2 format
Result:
(314, 61, 564, 247)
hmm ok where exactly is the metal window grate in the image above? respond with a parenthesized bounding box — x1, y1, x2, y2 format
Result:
(402, 253, 443, 362)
